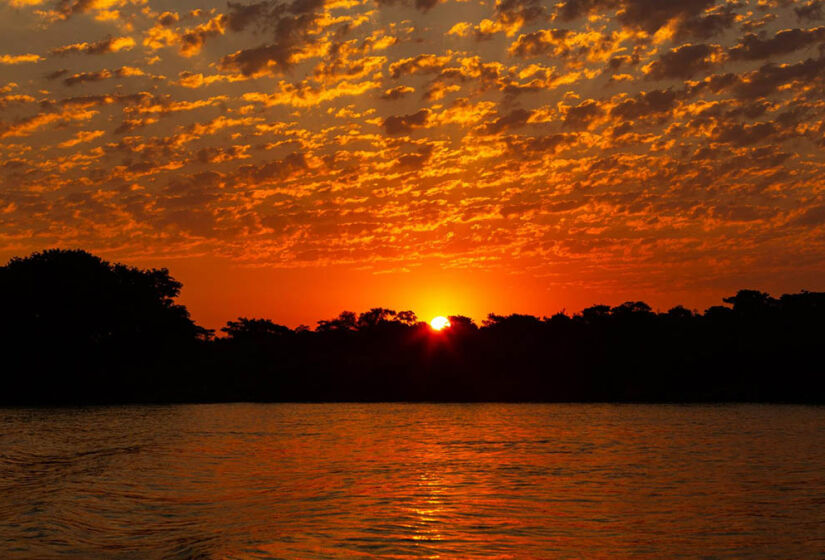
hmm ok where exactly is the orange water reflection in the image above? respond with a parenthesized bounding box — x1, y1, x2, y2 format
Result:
(1, 404, 825, 559)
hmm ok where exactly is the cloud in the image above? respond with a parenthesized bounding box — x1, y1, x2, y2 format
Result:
(221, 43, 294, 75)
(496, 0, 546, 29)
(157, 11, 179, 26)
(0, 54, 42, 64)
(52, 0, 97, 20)
(482, 107, 532, 134)
(394, 143, 434, 169)
(732, 55, 825, 99)
(381, 85, 415, 100)
(241, 78, 379, 107)
(179, 16, 228, 57)
(796, 0, 824, 21)
(236, 152, 308, 183)
(382, 109, 430, 134)
(226, 1, 271, 32)
(58, 129, 105, 148)
(375, 0, 440, 14)
(0, 106, 96, 138)
(611, 88, 678, 119)
(388, 54, 451, 78)
(554, 0, 718, 35)
(791, 204, 825, 226)
(728, 27, 825, 60)
(505, 133, 576, 156)
(61, 66, 145, 86)
(713, 121, 779, 146)
(220, 0, 325, 76)
(2, 0, 825, 297)
(508, 29, 572, 58)
(50, 36, 136, 56)
(643, 43, 723, 80)
(562, 100, 604, 129)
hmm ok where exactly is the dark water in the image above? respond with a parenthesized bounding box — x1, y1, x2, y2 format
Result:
(1, 404, 824, 559)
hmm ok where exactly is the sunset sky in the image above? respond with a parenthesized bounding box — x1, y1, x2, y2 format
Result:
(1, 0, 825, 328)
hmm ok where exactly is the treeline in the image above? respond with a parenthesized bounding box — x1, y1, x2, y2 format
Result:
(1, 249, 823, 404)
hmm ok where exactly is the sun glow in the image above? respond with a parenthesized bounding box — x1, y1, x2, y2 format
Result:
(430, 316, 451, 330)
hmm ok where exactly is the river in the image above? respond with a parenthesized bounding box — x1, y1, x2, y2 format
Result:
(1, 403, 824, 558)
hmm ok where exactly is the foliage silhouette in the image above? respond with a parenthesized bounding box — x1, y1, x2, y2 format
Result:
(0, 249, 209, 403)
(2, 249, 824, 404)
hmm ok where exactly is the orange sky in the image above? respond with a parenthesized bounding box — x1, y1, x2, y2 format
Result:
(1, 0, 825, 329)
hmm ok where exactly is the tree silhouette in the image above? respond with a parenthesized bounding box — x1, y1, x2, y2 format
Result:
(357, 308, 397, 329)
(2, 248, 824, 405)
(0, 249, 208, 403)
(222, 318, 292, 341)
(396, 310, 418, 325)
(316, 311, 357, 332)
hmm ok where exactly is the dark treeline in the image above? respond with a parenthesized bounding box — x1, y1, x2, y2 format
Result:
(2, 249, 824, 405)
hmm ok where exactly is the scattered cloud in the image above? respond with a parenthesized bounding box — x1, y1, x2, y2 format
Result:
(0, 0, 824, 303)
(0, 53, 42, 64)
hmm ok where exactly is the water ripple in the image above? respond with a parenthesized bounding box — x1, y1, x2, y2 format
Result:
(1, 404, 824, 559)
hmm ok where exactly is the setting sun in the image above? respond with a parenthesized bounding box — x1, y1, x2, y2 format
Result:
(430, 316, 451, 331)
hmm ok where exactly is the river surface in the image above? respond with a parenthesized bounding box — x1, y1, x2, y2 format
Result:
(1, 404, 824, 559)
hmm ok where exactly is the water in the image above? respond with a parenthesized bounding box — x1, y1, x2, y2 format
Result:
(1, 404, 824, 559)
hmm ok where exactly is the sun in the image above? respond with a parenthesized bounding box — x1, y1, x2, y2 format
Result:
(430, 316, 451, 331)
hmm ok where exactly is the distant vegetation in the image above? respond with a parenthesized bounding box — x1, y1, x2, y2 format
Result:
(2, 249, 824, 404)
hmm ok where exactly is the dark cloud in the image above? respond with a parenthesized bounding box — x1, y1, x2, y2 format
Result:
(389, 54, 449, 79)
(482, 108, 532, 134)
(50, 36, 134, 56)
(220, 0, 324, 76)
(221, 43, 291, 75)
(157, 11, 180, 26)
(555, 0, 718, 35)
(792, 204, 825, 226)
(741, 13, 777, 33)
(496, 0, 546, 26)
(563, 100, 604, 130)
(179, 17, 227, 56)
(53, 0, 96, 20)
(196, 145, 248, 163)
(676, 6, 737, 39)
(382, 109, 430, 135)
(45, 69, 69, 80)
(53, 92, 151, 109)
(226, 1, 271, 32)
(237, 152, 308, 182)
(415, 0, 439, 12)
(644, 43, 722, 80)
(376, 0, 440, 14)
(796, 0, 824, 21)
(395, 144, 434, 169)
(508, 29, 571, 58)
(729, 27, 825, 60)
(607, 54, 640, 71)
(505, 133, 576, 156)
(62, 67, 143, 87)
(611, 89, 678, 120)
(732, 55, 825, 98)
(161, 171, 223, 211)
(380, 86, 415, 100)
(63, 70, 112, 86)
(113, 117, 154, 134)
(714, 122, 779, 146)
